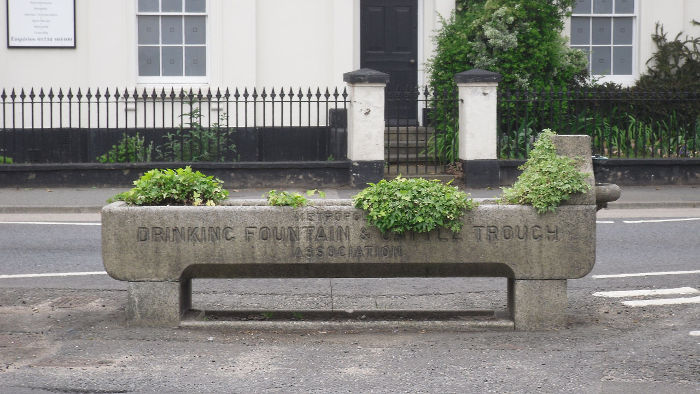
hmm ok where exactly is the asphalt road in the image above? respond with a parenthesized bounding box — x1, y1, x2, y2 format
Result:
(0, 209, 698, 393)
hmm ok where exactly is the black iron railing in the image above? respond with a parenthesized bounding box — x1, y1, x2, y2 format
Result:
(0, 87, 348, 164)
(498, 87, 700, 159)
(385, 86, 459, 176)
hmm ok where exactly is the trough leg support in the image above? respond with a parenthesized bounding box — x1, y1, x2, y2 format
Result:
(127, 280, 191, 327)
(508, 279, 567, 330)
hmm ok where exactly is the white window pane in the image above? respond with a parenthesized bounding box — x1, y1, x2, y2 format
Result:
(573, 0, 591, 14)
(613, 17, 633, 45)
(138, 0, 158, 12)
(161, 16, 183, 45)
(139, 46, 160, 76)
(162, 47, 184, 76)
(162, 0, 182, 12)
(613, 46, 633, 75)
(185, 46, 206, 76)
(138, 16, 159, 45)
(591, 47, 611, 75)
(593, 0, 613, 14)
(185, 16, 206, 45)
(186, 0, 206, 12)
(571, 17, 590, 45)
(615, 0, 634, 13)
(592, 18, 611, 45)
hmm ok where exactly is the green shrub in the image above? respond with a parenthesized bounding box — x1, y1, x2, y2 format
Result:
(157, 107, 236, 162)
(97, 133, 153, 163)
(109, 166, 229, 206)
(501, 129, 590, 213)
(353, 176, 476, 234)
(266, 189, 325, 208)
(427, 0, 588, 162)
(0, 155, 13, 164)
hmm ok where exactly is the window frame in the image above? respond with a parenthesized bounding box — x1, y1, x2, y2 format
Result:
(136, 0, 209, 84)
(569, 0, 637, 85)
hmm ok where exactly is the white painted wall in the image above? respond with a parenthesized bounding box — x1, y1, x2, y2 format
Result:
(1, 0, 450, 91)
(2, 0, 695, 91)
(564, 0, 700, 85)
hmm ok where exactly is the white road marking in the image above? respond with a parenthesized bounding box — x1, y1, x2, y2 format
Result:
(596, 221, 615, 224)
(0, 271, 108, 279)
(593, 270, 700, 279)
(690, 331, 700, 337)
(622, 296, 700, 307)
(0, 221, 101, 226)
(593, 287, 699, 298)
(623, 217, 700, 224)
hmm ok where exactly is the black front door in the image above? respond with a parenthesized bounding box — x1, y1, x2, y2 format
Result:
(361, 0, 418, 122)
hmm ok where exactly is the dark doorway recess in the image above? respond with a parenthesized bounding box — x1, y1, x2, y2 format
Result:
(361, 0, 418, 123)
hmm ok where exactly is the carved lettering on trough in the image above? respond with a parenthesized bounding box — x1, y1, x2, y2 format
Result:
(472, 225, 559, 242)
(137, 226, 235, 243)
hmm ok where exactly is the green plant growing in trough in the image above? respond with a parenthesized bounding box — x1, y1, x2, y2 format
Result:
(109, 166, 229, 206)
(0, 155, 13, 164)
(501, 129, 590, 213)
(353, 176, 476, 234)
(266, 189, 325, 208)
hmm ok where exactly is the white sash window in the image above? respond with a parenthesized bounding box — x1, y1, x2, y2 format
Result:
(570, 0, 635, 81)
(137, 0, 207, 81)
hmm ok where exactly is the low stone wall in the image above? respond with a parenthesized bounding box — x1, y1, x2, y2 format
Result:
(0, 161, 352, 188)
(499, 159, 700, 186)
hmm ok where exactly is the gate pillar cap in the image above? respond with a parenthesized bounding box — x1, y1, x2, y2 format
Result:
(344, 69, 390, 84)
(455, 69, 502, 84)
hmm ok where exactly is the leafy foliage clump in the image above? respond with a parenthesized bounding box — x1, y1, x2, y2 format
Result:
(157, 108, 236, 162)
(97, 133, 154, 163)
(501, 130, 590, 213)
(426, 0, 587, 162)
(0, 155, 13, 164)
(266, 189, 325, 208)
(109, 166, 228, 206)
(429, 0, 587, 93)
(353, 177, 476, 234)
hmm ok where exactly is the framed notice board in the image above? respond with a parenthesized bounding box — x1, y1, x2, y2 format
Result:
(7, 0, 76, 48)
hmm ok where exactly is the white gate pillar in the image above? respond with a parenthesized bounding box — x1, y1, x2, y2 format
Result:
(455, 69, 502, 188)
(343, 68, 389, 186)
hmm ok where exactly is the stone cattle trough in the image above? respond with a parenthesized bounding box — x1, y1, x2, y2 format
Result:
(102, 136, 617, 330)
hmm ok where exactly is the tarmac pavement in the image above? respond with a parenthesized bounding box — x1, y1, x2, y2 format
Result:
(0, 183, 699, 392)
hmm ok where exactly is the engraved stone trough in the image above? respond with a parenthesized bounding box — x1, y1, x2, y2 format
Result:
(102, 135, 617, 330)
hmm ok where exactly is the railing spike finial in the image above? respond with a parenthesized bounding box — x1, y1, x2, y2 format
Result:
(104, 87, 110, 99)
(29, 88, 36, 100)
(10, 88, 16, 100)
(38, 87, 45, 99)
(0, 89, 6, 101)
